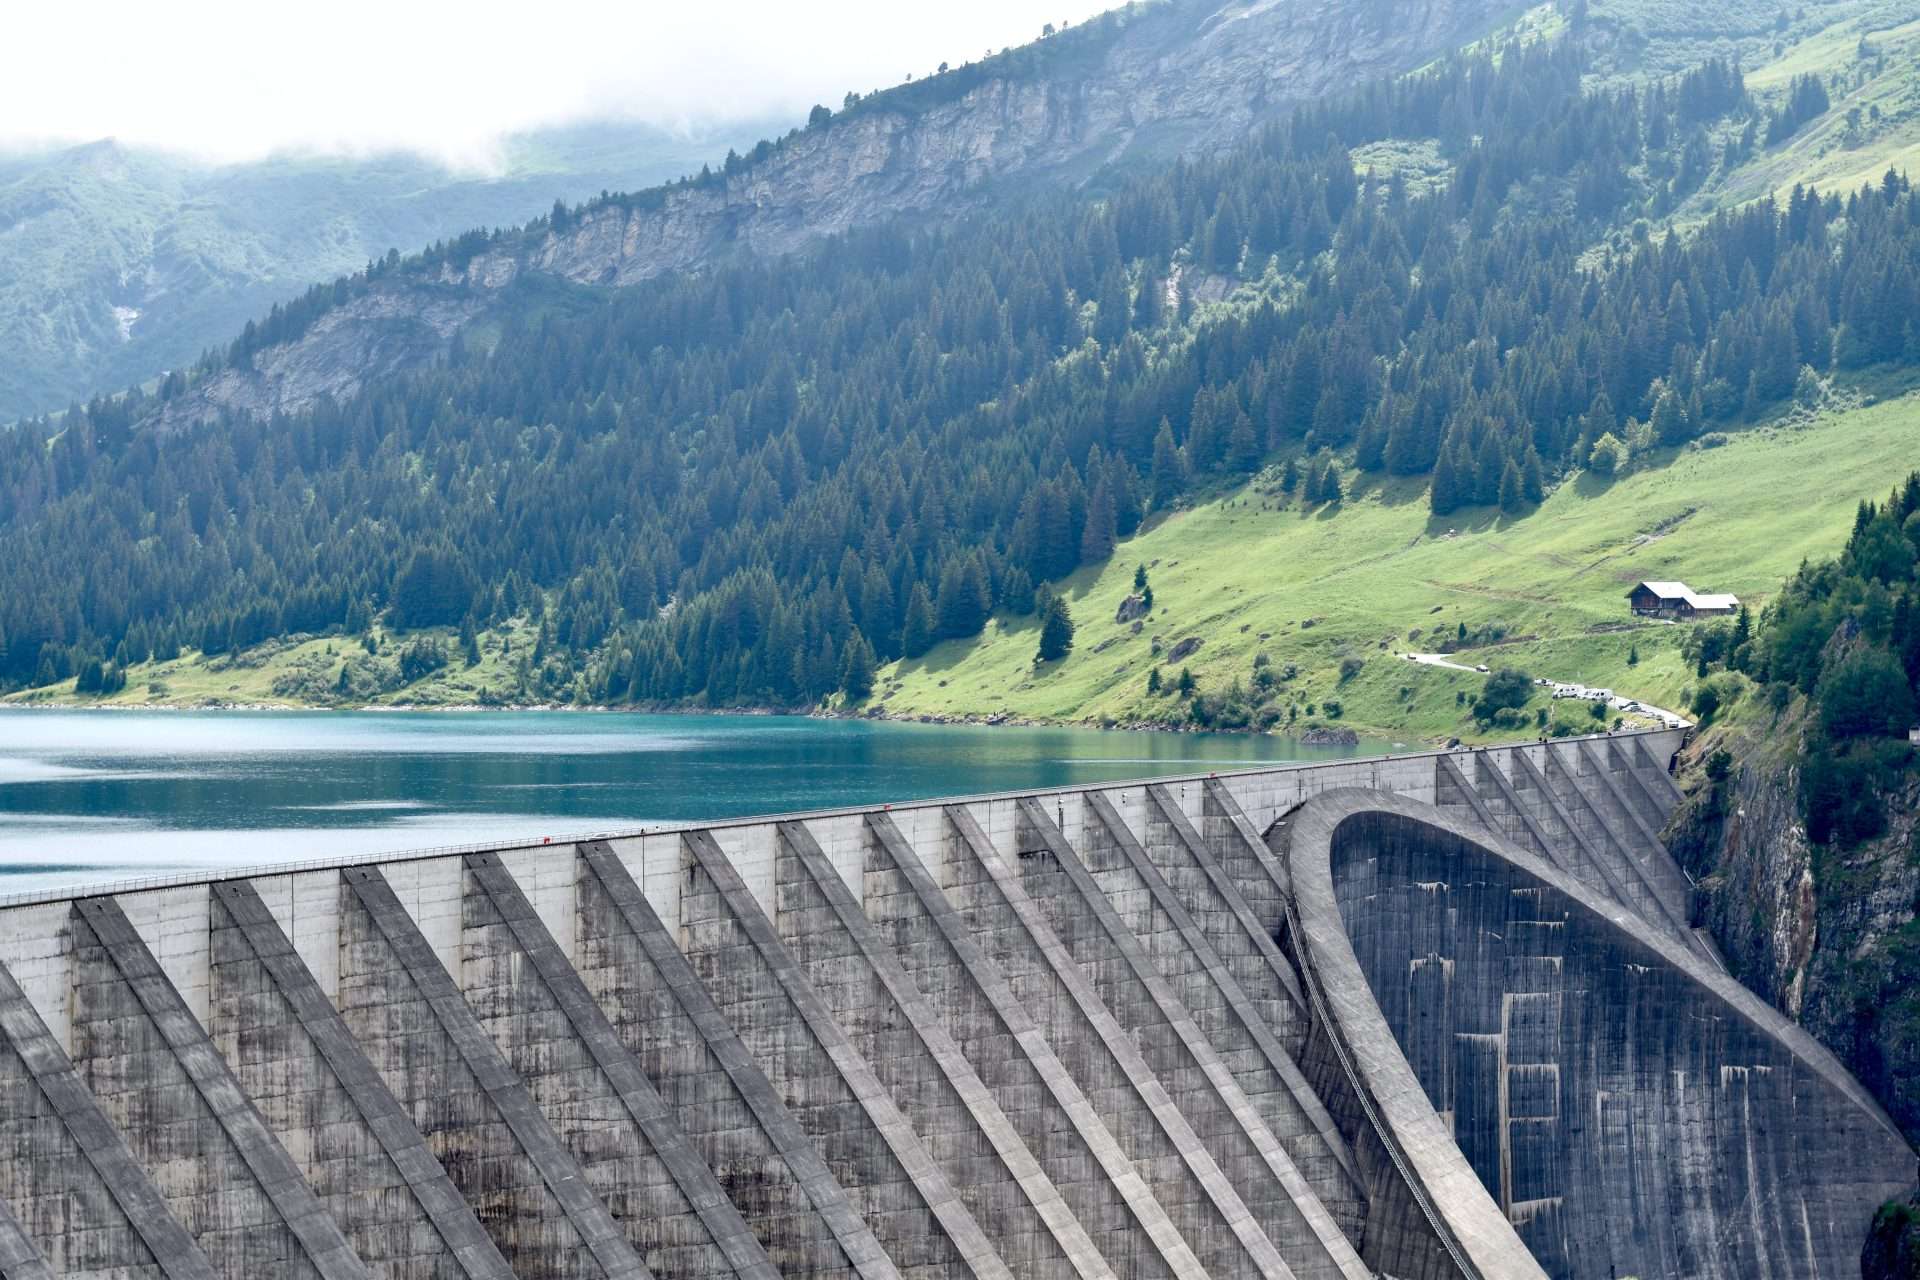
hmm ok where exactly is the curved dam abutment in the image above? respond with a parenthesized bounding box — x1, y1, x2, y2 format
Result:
(1274, 788, 1916, 1280)
(0, 728, 1908, 1279)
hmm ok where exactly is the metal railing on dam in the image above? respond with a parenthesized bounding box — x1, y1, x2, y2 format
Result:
(0, 727, 1909, 1280)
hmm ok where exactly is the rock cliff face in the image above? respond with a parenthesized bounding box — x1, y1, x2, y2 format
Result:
(503, 0, 1502, 288)
(157, 0, 1510, 428)
(1667, 714, 1920, 1144)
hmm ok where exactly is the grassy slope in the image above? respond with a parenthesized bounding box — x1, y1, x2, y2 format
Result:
(873, 388, 1920, 742)
(1678, 3, 1920, 215)
(4, 619, 552, 710)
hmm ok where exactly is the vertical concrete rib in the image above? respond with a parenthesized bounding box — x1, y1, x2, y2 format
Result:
(1435, 754, 1501, 834)
(678, 829, 1009, 1280)
(1551, 747, 1693, 940)
(339, 865, 650, 1280)
(70, 896, 368, 1280)
(1466, 756, 1620, 905)
(0, 1197, 55, 1280)
(1604, 742, 1696, 899)
(774, 821, 1110, 1280)
(575, 842, 894, 1280)
(944, 805, 1295, 1280)
(462, 851, 780, 1280)
(1153, 784, 1310, 1024)
(862, 811, 1195, 1280)
(1508, 750, 1639, 918)
(0, 955, 214, 1280)
(1017, 798, 1369, 1280)
(1628, 737, 1688, 812)
(1084, 794, 1361, 1199)
(207, 879, 514, 1280)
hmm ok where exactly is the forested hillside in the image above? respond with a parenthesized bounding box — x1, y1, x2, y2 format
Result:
(0, 119, 765, 422)
(6, 1, 1920, 721)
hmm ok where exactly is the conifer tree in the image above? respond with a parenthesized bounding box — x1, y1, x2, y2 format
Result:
(1499, 460, 1524, 513)
(901, 584, 936, 659)
(840, 629, 877, 701)
(1226, 411, 1260, 474)
(1082, 480, 1117, 563)
(1036, 589, 1075, 663)
(1151, 419, 1184, 508)
(934, 556, 990, 641)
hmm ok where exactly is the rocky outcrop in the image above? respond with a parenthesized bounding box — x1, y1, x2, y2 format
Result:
(1864, 1194, 1920, 1280)
(1668, 713, 1920, 1143)
(493, 0, 1508, 289)
(150, 0, 1510, 427)
(170, 286, 489, 426)
(1164, 635, 1203, 664)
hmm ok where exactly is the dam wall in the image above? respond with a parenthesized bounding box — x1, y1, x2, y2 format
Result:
(1, 727, 1906, 1280)
(1277, 790, 1914, 1280)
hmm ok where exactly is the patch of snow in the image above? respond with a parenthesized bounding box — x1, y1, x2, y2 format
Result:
(111, 305, 140, 342)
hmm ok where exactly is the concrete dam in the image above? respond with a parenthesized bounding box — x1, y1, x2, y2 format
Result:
(0, 729, 1910, 1280)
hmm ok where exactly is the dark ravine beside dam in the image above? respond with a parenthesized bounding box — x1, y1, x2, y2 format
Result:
(0, 729, 1909, 1280)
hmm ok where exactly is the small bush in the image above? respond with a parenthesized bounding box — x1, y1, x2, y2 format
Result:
(1472, 667, 1534, 721)
(397, 639, 451, 684)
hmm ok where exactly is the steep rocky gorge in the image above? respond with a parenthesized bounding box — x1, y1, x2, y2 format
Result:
(155, 0, 1510, 428)
(1666, 713, 1920, 1145)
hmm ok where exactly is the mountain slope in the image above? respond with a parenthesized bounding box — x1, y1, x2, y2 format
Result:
(146, 0, 1517, 429)
(9, 0, 1920, 732)
(0, 120, 767, 422)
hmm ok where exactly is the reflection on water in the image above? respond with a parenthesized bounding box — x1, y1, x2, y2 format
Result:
(0, 710, 1387, 896)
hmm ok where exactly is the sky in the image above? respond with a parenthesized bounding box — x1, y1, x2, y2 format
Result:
(7, 0, 1119, 167)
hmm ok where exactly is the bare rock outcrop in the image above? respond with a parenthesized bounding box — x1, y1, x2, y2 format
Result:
(147, 0, 1510, 427)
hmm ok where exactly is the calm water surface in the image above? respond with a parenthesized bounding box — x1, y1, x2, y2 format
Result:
(0, 710, 1392, 895)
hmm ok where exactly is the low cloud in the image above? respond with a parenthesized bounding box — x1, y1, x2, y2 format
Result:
(6, 0, 1116, 166)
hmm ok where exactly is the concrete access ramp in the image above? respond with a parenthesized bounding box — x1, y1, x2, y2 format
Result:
(0, 728, 1908, 1279)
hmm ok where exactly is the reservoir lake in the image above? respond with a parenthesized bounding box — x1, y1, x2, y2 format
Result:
(0, 710, 1392, 896)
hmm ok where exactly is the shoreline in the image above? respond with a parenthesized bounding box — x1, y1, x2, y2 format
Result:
(0, 696, 1386, 747)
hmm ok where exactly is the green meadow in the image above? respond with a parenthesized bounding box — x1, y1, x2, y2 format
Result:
(874, 388, 1919, 742)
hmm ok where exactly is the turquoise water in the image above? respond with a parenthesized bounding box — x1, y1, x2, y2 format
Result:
(0, 710, 1389, 895)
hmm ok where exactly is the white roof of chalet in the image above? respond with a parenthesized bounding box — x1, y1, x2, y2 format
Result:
(1630, 581, 1739, 609)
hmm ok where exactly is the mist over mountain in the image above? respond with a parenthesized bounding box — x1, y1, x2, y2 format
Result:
(0, 118, 773, 421)
(115, 0, 1516, 430)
